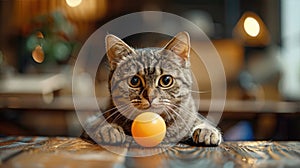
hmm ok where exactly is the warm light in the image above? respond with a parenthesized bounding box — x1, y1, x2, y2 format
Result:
(243, 17, 260, 37)
(64, 0, 107, 21)
(32, 45, 44, 63)
(233, 11, 270, 46)
(66, 0, 82, 8)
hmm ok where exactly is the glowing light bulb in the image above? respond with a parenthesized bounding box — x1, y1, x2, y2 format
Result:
(32, 45, 44, 63)
(243, 17, 260, 37)
(66, 0, 82, 8)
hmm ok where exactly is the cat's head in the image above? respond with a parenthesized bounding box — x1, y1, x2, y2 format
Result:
(105, 32, 193, 119)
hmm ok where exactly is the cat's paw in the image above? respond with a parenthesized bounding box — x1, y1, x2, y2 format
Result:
(95, 123, 126, 145)
(192, 124, 222, 146)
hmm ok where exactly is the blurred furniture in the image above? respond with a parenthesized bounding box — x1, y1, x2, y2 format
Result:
(0, 74, 299, 139)
(0, 73, 75, 136)
(0, 74, 67, 101)
(0, 74, 70, 109)
(0, 136, 299, 167)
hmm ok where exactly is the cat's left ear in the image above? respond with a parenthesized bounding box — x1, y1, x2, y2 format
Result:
(162, 31, 190, 61)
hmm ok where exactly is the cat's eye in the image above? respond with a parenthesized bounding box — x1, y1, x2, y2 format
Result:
(128, 75, 142, 88)
(159, 75, 174, 88)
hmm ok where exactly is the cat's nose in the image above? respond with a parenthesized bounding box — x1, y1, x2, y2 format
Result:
(142, 88, 156, 104)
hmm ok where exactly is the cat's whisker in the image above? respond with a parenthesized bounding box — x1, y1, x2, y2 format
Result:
(125, 107, 139, 123)
(96, 110, 120, 126)
(100, 103, 129, 115)
(84, 109, 120, 131)
(96, 104, 131, 127)
(85, 105, 123, 127)
(165, 109, 194, 140)
(170, 103, 193, 113)
(165, 106, 193, 135)
(162, 108, 181, 141)
(110, 113, 124, 125)
(167, 103, 207, 125)
(159, 102, 200, 119)
(155, 101, 203, 123)
(110, 106, 133, 124)
(189, 90, 211, 94)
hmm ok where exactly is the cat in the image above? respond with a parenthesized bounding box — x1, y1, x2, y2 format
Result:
(81, 32, 222, 146)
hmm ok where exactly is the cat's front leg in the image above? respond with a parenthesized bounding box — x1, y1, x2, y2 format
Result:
(96, 123, 126, 144)
(191, 123, 222, 146)
(82, 123, 126, 145)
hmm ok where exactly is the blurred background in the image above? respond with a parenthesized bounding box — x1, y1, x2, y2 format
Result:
(0, 0, 299, 141)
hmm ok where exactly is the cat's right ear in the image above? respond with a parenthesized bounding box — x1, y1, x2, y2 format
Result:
(162, 31, 190, 61)
(105, 34, 136, 70)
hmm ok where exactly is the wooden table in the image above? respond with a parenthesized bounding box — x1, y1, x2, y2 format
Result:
(0, 137, 299, 168)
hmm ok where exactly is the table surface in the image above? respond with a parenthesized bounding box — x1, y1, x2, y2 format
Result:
(0, 137, 299, 168)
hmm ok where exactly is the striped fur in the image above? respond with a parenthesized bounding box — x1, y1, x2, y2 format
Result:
(81, 32, 222, 146)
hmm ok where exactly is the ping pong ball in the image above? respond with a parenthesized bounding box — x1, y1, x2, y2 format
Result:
(131, 112, 166, 147)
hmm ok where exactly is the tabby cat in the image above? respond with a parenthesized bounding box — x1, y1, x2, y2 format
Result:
(81, 32, 222, 146)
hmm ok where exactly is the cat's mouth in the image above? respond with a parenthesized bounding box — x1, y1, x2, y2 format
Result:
(114, 98, 174, 120)
(131, 98, 171, 111)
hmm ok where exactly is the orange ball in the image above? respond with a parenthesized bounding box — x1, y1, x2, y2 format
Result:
(131, 112, 166, 147)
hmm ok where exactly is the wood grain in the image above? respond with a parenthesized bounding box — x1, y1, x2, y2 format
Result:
(0, 137, 299, 168)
